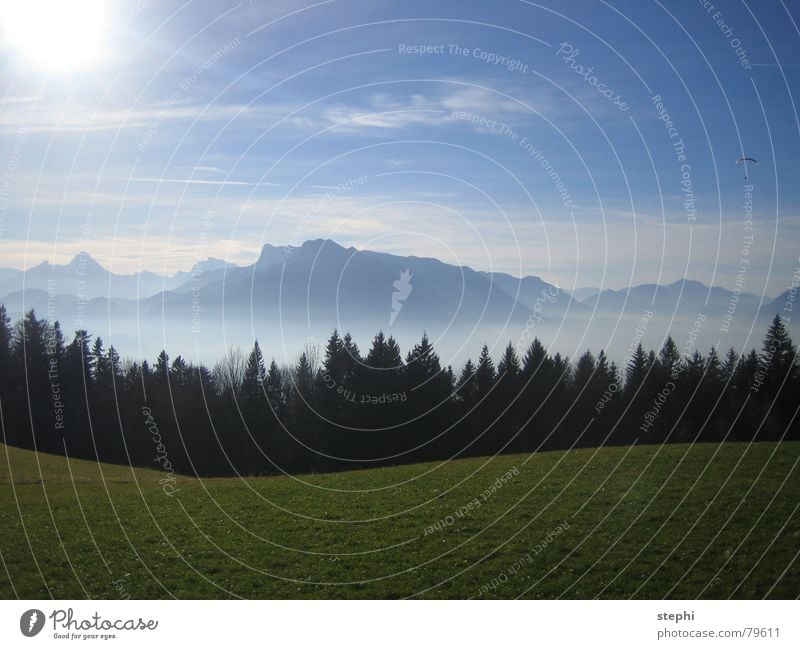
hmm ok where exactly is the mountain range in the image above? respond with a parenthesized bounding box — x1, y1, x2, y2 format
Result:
(0, 239, 791, 364)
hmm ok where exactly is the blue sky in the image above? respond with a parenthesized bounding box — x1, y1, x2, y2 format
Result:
(1, 0, 799, 296)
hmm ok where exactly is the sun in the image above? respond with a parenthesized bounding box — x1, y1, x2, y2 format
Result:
(0, 0, 106, 71)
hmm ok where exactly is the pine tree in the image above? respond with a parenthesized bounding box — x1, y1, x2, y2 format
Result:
(721, 348, 739, 383)
(323, 330, 345, 373)
(170, 355, 190, 387)
(290, 351, 319, 468)
(443, 365, 455, 395)
(0, 303, 10, 397)
(91, 336, 109, 385)
(680, 350, 706, 440)
(338, 332, 362, 393)
(518, 338, 553, 451)
(658, 336, 682, 381)
(736, 349, 761, 392)
(625, 343, 648, 395)
(609, 361, 620, 386)
(406, 333, 447, 395)
(62, 329, 93, 456)
(107, 345, 121, 379)
(694, 347, 725, 441)
(457, 358, 478, 404)
(705, 347, 723, 384)
(475, 345, 496, 394)
(685, 350, 705, 388)
(316, 331, 346, 423)
(522, 338, 548, 378)
(551, 353, 572, 385)
(406, 332, 439, 376)
(365, 331, 404, 396)
(497, 342, 521, 379)
(65, 330, 93, 384)
(595, 350, 610, 381)
(155, 350, 170, 379)
(761, 314, 797, 389)
(572, 350, 596, 395)
(760, 314, 799, 438)
(569, 350, 598, 446)
(293, 353, 314, 403)
(265, 359, 284, 414)
(10, 311, 51, 449)
(242, 341, 267, 404)
(235, 341, 268, 471)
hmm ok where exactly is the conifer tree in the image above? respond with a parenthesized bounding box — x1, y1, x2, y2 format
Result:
(242, 341, 267, 404)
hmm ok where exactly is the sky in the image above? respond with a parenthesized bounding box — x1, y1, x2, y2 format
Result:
(1, 0, 799, 298)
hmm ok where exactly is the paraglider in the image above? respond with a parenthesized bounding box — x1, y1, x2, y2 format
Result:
(736, 156, 758, 179)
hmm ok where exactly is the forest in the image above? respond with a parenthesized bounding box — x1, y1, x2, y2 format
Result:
(0, 304, 797, 477)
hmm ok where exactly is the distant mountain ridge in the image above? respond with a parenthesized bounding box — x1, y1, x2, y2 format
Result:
(0, 239, 788, 364)
(574, 278, 766, 317)
(2, 242, 777, 312)
(0, 253, 240, 300)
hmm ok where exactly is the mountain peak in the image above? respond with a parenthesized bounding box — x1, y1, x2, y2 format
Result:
(256, 239, 347, 268)
(67, 251, 105, 272)
(666, 278, 708, 290)
(256, 243, 289, 267)
(190, 257, 235, 274)
(300, 238, 345, 251)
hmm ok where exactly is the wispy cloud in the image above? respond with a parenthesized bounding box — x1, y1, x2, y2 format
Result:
(187, 165, 228, 174)
(313, 84, 546, 134)
(103, 175, 282, 188)
(0, 100, 250, 135)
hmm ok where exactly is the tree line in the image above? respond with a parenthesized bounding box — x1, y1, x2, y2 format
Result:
(0, 303, 797, 477)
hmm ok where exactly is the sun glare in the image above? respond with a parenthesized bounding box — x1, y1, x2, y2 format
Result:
(0, 0, 106, 71)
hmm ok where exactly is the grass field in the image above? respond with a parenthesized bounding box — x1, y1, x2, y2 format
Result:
(1, 441, 798, 599)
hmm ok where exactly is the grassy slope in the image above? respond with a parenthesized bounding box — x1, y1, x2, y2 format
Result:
(0, 441, 798, 599)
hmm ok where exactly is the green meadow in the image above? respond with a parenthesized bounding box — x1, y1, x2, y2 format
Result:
(1, 441, 798, 599)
